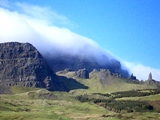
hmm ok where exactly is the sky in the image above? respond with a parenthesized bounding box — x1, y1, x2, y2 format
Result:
(0, 0, 160, 80)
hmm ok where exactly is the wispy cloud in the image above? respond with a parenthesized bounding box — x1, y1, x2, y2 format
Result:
(0, 1, 75, 28)
(15, 2, 74, 27)
(124, 61, 160, 81)
(0, 2, 115, 63)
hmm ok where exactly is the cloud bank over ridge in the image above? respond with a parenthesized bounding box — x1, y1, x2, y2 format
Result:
(0, 1, 160, 81)
(0, 2, 114, 61)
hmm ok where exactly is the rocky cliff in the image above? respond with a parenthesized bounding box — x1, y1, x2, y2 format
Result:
(75, 68, 89, 79)
(44, 53, 129, 78)
(0, 42, 65, 91)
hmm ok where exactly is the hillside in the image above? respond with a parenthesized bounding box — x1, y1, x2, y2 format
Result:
(1, 42, 160, 119)
(0, 42, 160, 94)
(56, 69, 160, 94)
(43, 51, 129, 78)
(1, 85, 160, 120)
(0, 42, 67, 92)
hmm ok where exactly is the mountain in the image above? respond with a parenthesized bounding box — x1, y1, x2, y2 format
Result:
(0, 43, 160, 120)
(0, 42, 66, 92)
(1, 42, 159, 94)
(44, 52, 129, 78)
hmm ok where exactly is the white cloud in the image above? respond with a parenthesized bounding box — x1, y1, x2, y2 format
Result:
(15, 2, 73, 27)
(0, 2, 115, 63)
(0, 2, 159, 81)
(124, 61, 160, 81)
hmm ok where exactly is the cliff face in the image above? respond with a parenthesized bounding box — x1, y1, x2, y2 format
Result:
(44, 54, 129, 78)
(0, 42, 65, 91)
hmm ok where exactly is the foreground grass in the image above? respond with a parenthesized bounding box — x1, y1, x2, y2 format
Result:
(1, 72, 160, 120)
(0, 87, 116, 120)
(1, 87, 160, 120)
(116, 94, 160, 101)
(0, 111, 71, 120)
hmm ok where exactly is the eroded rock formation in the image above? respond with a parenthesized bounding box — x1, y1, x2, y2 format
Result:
(148, 72, 152, 81)
(75, 68, 89, 79)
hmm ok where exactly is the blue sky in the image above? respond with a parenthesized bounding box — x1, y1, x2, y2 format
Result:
(11, 0, 160, 68)
(0, 0, 160, 80)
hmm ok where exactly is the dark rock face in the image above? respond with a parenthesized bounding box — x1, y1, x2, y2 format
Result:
(44, 53, 129, 78)
(128, 73, 137, 80)
(75, 68, 89, 79)
(0, 42, 65, 91)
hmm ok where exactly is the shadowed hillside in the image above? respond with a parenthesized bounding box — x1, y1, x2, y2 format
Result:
(44, 52, 129, 78)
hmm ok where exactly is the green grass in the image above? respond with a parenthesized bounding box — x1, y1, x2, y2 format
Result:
(0, 86, 114, 120)
(1, 88, 160, 120)
(0, 111, 72, 120)
(10, 86, 39, 94)
(1, 87, 160, 120)
(116, 94, 160, 101)
(1, 72, 160, 120)
(57, 72, 157, 94)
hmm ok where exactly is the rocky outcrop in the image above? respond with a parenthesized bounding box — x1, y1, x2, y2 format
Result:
(44, 53, 129, 78)
(148, 72, 152, 81)
(0, 42, 65, 91)
(89, 69, 112, 79)
(89, 69, 122, 86)
(145, 73, 160, 87)
(75, 68, 89, 79)
(128, 73, 136, 80)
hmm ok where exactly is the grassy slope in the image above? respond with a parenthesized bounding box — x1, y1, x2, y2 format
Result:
(57, 72, 160, 120)
(58, 72, 157, 94)
(0, 87, 117, 120)
(1, 72, 160, 120)
(116, 93, 160, 101)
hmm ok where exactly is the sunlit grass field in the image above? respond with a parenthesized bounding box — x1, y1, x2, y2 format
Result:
(0, 87, 113, 120)
(1, 73, 160, 120)
(1, 86, 160, 120)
